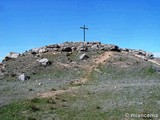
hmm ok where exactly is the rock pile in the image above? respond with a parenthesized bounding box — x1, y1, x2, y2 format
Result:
(28, 42, 121, 55)
(0, 41, 156, 81)
(2, 41, 154, 62)
(121, 48, 154, 59)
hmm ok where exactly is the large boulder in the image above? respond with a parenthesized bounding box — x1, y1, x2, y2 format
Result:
(37, 58, 51, 66)
(79, 53, 89, 60)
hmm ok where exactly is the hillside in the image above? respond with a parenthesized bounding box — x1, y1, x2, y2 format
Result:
(0, 42, 160, 120)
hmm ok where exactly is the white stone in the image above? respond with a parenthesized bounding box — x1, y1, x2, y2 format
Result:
(7, 52, 20, 59)
(37, 58, 50, 65)
(79, 53, 89, 60)
(18, 73, 26, 81)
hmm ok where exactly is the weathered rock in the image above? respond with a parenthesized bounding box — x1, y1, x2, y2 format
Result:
(79, 53, 89, 60)
(37, 58, 51, 66)
(110, 45, 120, 51)
(91, 44, 99, 50)
(3, 52, 20, 61)
(137, 50, 146, 56)
(101, 45, 120, 52)
(61, 47, 72, 52)
(141, 56, 148, 61)
(53, 48, 59, 51)
(46, 44, 60, 48)
(101, 45, 112, 51)
(87, 42, 101, 45)
(122, 48, 129, 52)
(146, 52, 154, 59)
(18, 73, 30, 81)
(71, 47, 76, 51)
(31, 48, 39, 54)
(78, 46, 88, 51)
(6, 52, 20, 59)
(39, 47, 48, 53)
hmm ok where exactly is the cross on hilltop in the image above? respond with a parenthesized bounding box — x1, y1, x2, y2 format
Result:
(80, 25, 88, 42)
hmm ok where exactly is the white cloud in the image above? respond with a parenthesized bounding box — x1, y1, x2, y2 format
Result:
(153, 52, 160, 58)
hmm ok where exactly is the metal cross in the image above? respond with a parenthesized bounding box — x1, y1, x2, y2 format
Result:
(80, 25, 88, 42)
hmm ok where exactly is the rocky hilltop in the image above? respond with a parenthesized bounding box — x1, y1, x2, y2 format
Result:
(0, 41, 157, 80)
(1, 41, 160, 120)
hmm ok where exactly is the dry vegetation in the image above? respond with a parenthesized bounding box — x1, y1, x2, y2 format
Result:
(0, 42, 160, 120)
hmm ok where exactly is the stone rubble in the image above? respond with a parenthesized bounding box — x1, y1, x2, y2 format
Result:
(2, 41, 154, 62)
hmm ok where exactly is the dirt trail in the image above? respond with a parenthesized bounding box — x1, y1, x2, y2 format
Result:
(37, 51, 114, 98)
(94, 51, 113, 64)
(135, 54, 160, 66)
(70, 51, 114, 85)
(148, 59, 160, 66)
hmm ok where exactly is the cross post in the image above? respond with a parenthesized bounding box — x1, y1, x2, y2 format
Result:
(80, 25, 88, 42)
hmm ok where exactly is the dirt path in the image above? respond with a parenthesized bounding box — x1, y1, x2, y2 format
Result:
(37, 51, 114, 98)
(94, 51, 113, 64)
(135, 54, 160, 66)
(148, 59, 160, 66)
(70, 51, 114, 85)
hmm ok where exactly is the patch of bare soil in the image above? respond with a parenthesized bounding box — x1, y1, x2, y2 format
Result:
(37, 87, 78, 98)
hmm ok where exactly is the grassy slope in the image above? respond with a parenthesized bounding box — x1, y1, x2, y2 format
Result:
(1, 51, 160, 120)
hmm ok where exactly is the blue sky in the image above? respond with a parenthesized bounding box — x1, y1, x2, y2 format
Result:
(0, 0, 160, 61)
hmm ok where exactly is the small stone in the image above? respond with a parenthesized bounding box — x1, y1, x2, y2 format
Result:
(79, 53, 89, 60)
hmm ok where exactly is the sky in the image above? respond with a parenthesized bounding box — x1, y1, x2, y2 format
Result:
(0, 0, 160, 61)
